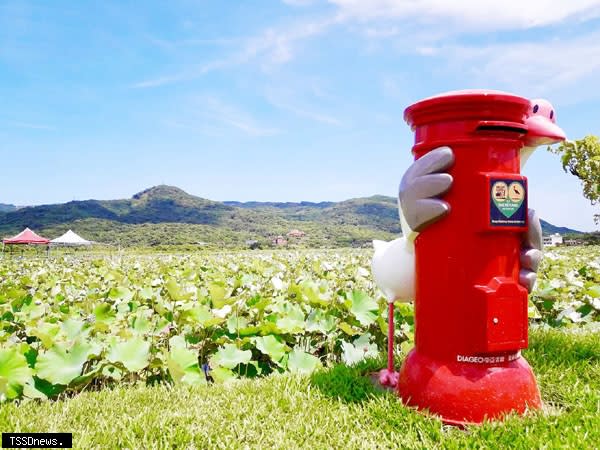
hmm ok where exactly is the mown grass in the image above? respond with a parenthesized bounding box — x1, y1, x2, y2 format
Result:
(1, 329, 598, 449)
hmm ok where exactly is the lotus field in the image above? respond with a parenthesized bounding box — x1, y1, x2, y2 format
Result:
(1, 246, 599, 402)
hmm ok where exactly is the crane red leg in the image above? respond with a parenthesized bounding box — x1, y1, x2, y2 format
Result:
(378, 302, 398, 387)
(388, 302, 394, 371)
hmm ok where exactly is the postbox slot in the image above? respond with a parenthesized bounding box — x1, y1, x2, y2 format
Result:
(475, 121, 527, 135)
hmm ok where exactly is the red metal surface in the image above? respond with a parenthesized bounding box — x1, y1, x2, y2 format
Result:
(400, 89, 542, 424)
(398, 349, 541, 425)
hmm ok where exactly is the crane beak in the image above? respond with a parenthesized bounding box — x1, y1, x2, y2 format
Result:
(524, 116, 566, 146)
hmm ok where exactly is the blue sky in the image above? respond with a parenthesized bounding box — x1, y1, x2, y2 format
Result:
(1, 0, 599, 231)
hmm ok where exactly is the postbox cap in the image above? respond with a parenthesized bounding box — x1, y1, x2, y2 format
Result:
(404, 89, 530, 130)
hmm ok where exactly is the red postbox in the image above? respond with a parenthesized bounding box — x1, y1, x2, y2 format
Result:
(399, 90, 564, 425)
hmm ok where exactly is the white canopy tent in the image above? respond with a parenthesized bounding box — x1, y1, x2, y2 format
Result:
(50, 230, 92, 246)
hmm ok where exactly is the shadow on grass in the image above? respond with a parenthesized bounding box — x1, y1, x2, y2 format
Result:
(310, 357, 397, 403)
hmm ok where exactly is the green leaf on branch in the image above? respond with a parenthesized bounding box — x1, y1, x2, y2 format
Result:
(550, 135, 600, 225)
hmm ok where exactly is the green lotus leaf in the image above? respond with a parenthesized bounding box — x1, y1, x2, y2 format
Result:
(349, 290, 378, 326)
(165, 278, 193, 301)
(108, 286, 133, 303)
(287, 348, 321, 375)
(211, 344, 252, 369)
(107, 337, 150, 373)
(256, 321, 281, 335)
(338, 321, 360, 336)
(167, 345, 205, 386)
(300, 281, 330, 307)
(29, 376, 67, 399)
(36, 341, 94, 386)
(29, 322, 61, 349)
(139, 287, 154, 300)
(18, 301, 45, 320)
(0, 347, 33, 399)
(181, 304, 222, 327)
(253, 335, 286, 363)
(22, 378, 48, 400)
(275, 304, 305, 333)
(61, 318, 87, 341)
(94, 303, 115, 323)
(71, 365, 105, 386)
(306, 308, 336, 333)
(132, 310, 153, 334)
(210, 367, 236, 384)
(227, 315, 249, 334)
(587, 285, 600, 298)
(6, 288, 28, 302)
(209, 283, 229, 308)
(341, 333, 378, 366)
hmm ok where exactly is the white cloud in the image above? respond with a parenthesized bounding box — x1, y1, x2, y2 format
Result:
(199, 96, 281, 137)
(329, 0, 600, 31)
(233, 16, 341, 69)
(265, 84, 344, 127)
(363, 26, 402, 38)
(131, 59, 234, 89)
(438, 32, 600, 100)
(165, 96, 280, 137)
(132, 17, 338, 89)
(269, 99, 343, 126)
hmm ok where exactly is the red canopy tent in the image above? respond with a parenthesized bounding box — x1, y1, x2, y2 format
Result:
(3, 228, 50, 245)
(2, 228, 50, 254)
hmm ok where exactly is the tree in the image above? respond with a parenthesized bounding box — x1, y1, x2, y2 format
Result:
(549, 135, 600, 224)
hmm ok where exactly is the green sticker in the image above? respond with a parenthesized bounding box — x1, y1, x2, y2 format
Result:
(491, 181, 525, 218)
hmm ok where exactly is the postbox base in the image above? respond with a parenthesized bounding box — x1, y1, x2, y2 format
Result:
(397, 349, 541, 425)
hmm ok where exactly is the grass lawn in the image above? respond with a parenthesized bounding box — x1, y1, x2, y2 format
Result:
(1, 329, 598, 449)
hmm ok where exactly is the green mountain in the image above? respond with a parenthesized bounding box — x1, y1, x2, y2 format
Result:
(0, 203, 17, 213)
(226, 195, 399, 232)
(538, 220, 582, 236)
(0, 185, 582, 248)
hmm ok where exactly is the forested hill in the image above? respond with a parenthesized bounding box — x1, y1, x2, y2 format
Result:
(0, 185, 582, 248)
(0, 203, 16, 213)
